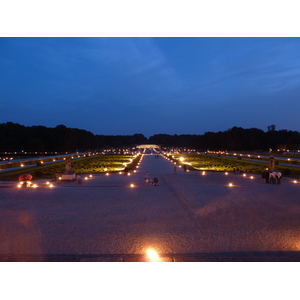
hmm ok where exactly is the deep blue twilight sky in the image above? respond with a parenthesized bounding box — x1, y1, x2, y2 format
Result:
(1, 37, 300, 137)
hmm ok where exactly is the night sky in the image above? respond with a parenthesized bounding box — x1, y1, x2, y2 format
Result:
(1, 37, 300, 137)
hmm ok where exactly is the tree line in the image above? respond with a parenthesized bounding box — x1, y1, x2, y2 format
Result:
(1, 122, 299, 152)
(0, 122, 147, 152)
(149, 126, 300, 151)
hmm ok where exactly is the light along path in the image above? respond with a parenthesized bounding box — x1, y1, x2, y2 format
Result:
(0, 154, 300, 261)
(0, 152, 94, 173)
(207, 153, 300, 169)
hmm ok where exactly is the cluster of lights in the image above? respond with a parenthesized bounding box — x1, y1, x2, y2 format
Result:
(17, 181, 55, 188)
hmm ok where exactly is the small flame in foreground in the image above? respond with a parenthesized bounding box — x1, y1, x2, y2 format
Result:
(147, 249, 159, 262)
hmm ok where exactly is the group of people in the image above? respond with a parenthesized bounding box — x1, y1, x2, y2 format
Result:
(233, 168, 243, 174)
(145, 172, 158, 186)
(262, 169, 282, 184)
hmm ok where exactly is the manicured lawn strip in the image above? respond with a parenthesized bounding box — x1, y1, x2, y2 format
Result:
(222, 153, 300, 166)
(0, 154, 72, 169)
(0, 154, 139, 181)
(0, 160, 66, 180)
(168, 153, 300, 179)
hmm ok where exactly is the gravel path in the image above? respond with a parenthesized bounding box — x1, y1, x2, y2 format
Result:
(1, 154, 300, 261)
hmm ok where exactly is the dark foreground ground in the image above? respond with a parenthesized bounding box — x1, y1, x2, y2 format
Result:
(1, 155, 300, 262)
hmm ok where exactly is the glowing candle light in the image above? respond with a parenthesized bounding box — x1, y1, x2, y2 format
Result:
(146, 249, 159, 262)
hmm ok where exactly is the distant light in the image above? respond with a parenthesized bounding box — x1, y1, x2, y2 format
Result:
(228, 183, 233, 187)
(32, 184, 38, 188)
(250, 176, 254, 179)
(294, 180, 297, 183)
(106, 173, 109, 176)
(225, 172, 228, 175)
(130, 184, 134, 188)
(243, 174, 246, 177)
(49, 184, 54, 188)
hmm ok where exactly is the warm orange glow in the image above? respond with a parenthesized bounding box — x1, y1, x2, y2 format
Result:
(85, 177, 88, 180)
(250, 176, 254, 179)
(32, 184, 38, 188)
(146, 249, 159, 262)
(106, 173, 109, 176)
(294, 180, 297, 183)
(130, 184, 134, 188)
(17, 184, 22, 188)
(225, 172, 228, 175)
(228, 183, 233, 187)
(243, 174, 246, 177)
(49, 184, 54, 188)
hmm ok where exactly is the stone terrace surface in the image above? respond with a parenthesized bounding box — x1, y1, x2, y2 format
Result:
(1, 154, 300, 262)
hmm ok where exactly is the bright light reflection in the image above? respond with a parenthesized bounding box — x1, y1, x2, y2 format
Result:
(147, 249, 159, 262)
